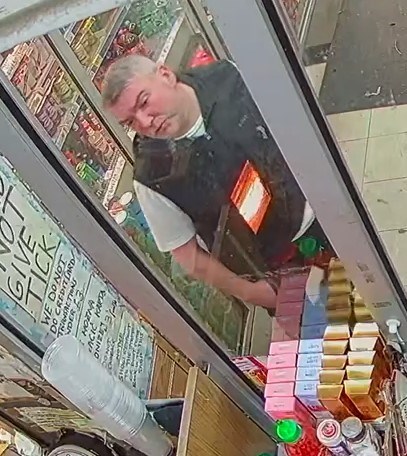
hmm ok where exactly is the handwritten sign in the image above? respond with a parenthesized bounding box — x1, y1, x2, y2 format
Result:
(0, 156, 153, 398)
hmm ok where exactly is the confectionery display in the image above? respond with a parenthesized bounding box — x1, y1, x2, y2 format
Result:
(254, 260, 406, 455)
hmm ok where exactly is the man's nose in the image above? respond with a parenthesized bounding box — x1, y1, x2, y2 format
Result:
(134, 111, 153, 130)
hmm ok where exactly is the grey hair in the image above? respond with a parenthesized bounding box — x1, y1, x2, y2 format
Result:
(102, 55, 157, 106)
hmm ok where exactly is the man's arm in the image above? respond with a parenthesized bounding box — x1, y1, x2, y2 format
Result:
(172, 237, 276, 308)
(134, 181, 276, 308)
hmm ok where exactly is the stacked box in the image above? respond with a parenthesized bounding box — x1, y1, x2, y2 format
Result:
(352, 290, 374, 323)
(327, 259, 353, 324)
(265, 340, 315, 426)
(265, 265, 387, 426)
(295, 338, 332, 420)
(344, 322, 389, 420)
(266, 271, 315, 428)
(317, 323, 359, 420)
(271, 273, 308, 342)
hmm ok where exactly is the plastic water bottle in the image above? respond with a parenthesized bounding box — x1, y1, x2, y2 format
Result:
(42, 335, 172, 456)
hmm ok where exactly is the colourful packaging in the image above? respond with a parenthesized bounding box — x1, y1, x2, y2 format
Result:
(344, 379, 385, 420)
(280, 272, 309, 290)
(295, 381, 333, 420)
(297, 353, 322, 368)
(265, 396, 315, 427)
(271, 316, 301, 341)
(276, 300, 304, 317)
(299, 338, 323, 354)
(278, 286, 305, 303)
(296, 367, 320, 381)
(267, 353, 297, 369)
(264, 381, 295, 398)
(301, 323, 327, 340)
(324, 324, 351, 340)
(267, 367, 297, 384)
(269, 340, 299, 355)
(302, 301, 328, 326)
(232, 356, 267, 390)
(317, 384, 359, 420)
(323, 339, 349, 355)
(322, 355, 347, 370)
(302, 286, 328, 326)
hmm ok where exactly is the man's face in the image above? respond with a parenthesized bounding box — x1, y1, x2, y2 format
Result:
(108, 65, 187, 139)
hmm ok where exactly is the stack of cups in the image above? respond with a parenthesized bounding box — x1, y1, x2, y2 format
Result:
(42, 335, 173, 456)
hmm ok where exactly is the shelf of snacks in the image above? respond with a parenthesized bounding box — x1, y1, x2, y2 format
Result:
(52, 2, 188, 95)
(64, 8, 126, 66)
(0, 36, 128, 207)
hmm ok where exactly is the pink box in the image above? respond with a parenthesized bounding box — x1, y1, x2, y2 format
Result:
(280, 273, 309, 290)
(267, 353, 297, 370)
(276, 300, 304, 317)
(267, 367, 296, 384)
(277, 287, 305, 303)
(271, 316, 301, 342)
(269, 340, 299, 355)
(265, 396, 315, 427)
(264, 382, 295, 398)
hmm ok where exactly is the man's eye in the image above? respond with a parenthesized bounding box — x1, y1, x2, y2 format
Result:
(141, 96, 148, 107)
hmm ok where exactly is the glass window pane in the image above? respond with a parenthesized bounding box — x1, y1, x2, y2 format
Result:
(98, 1, 342, 358)
(0, 29, 246, 354)
(292, 0, 407, 291)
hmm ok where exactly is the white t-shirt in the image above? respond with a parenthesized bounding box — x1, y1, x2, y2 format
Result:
(134, 117, 314, 252)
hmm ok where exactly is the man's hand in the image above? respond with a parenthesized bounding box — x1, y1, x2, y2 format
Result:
(238, 279, 277, 309)
(172, 238, 277, 309)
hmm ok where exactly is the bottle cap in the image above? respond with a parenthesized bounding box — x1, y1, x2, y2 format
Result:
(341, 417, 363, 440)
(276, 419, 302, 444)
(317, 419, 342, 446)
(297, 237, 321, 258)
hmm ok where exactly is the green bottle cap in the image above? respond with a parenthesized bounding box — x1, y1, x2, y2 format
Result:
(276, 419, 303, 444)
(296, 236, 321, 258)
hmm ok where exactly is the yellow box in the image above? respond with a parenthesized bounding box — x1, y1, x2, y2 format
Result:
(319, 369, 345, 385)
(323, 340, 349, 355)
(324, 324, 351, 340)
(317, 384, 359, 420)
(344, 379, 384, 420)
(322, 355, 347, 370)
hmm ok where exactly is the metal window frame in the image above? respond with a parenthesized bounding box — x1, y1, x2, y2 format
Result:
(0, 0, 134, 53)
(204, 0, 407, 338)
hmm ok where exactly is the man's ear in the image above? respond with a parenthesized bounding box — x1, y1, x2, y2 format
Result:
(156, 64, 177, 87)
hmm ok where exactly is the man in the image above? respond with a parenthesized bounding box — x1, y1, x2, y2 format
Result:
(102, 55, 328, 310)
